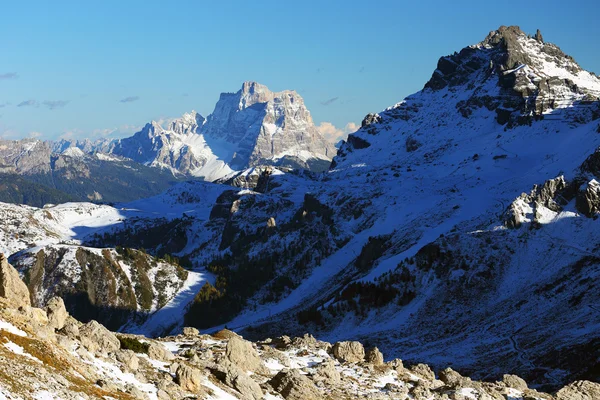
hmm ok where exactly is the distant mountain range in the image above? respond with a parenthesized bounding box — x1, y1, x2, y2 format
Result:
(0, 82, 336, 205)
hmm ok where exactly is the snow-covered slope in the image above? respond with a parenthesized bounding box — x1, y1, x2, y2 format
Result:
(1, 25, 599, 391)
(106, 82, 336, 180)
(124, 26, 598, 390)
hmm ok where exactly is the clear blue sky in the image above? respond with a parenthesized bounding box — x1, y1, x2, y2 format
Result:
(1, 0, 598, 141)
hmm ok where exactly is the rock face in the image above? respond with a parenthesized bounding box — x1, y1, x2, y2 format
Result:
(225, 336, 264, 372)
(556, 381, 600, 400)
(365, 346, 384, 365)
(0, 253, 31, 308)
(106, 82, 336, 180)
(332, 341, 365, 363)
(269, 369, 323, 400)
(78, 320, 120, 354)
(45, 296, 68, 330)
(175, 364, 205, 393)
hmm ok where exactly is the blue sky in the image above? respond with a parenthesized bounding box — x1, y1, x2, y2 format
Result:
(1, 0, 598, 141)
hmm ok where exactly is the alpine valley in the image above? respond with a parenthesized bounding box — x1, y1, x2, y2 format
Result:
(1, 26, 600, 399)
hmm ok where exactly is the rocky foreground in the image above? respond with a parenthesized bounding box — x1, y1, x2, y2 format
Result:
(0, 255, 597, 399)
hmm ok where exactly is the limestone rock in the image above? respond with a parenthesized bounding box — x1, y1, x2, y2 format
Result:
(365, 347, 384, 365)
(175, 364, 204, 393)
(439, 367, 469, 387)
(79, 320, 120, 354)
(409, 363, 436, 381)
(332, 341, 365, 363)
(269, 369, 324, 400)
(45, 296, 68, 331)
(556, 381, 600, 400)
(502, 374, 528, 391)
(0, 253, 31, 308)
(148, 341, 175, 362)
(182, 327, 199, 336)
(116, 350, 139, 371)
(576, 179, 600, 217)
(225, 336, 264, 372)
(313, 359, 341, 385)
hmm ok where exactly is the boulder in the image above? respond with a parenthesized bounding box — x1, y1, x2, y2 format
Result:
(576, 180, 600, 217)
(148, 341, 175, 362)
(225, 336, 264, 372)
(117, 350, 139, 371)
(182, 327, 199, 336)
(365, 347, 384, 365)
(79, 320, 120, 354)
(556, 380, 600, 400)
(59, 316, 80, 338)
(313, 359, 340, 385)
(439, 367, 469, 387)
(409, 363, 436, 381)
(269, 369, 324, 400)
(175, 364, 204, 393)
(501, 374, 528, 391)
(45, 297, 68, 331)
(210, 360, 263, 400)
(0, 253, 31, 308)
(332, 341, 365, 363)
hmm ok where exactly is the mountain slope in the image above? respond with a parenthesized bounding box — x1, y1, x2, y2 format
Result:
(0, 139, 182, 204)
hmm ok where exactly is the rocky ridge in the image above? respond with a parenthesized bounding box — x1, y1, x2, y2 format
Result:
(1, 255, 599, 399)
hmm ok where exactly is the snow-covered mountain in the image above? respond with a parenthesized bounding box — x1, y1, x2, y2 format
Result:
(106, 82, 336, 180)
(1, 25, 600, 393)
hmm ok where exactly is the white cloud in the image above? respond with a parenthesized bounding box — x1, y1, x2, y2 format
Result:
(29, 131, 43, 139)
(317, 121, 359, 144)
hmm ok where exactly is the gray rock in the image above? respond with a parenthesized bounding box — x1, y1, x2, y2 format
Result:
(225, 336, 264, 372)
(409, 363, 435, 381)
(148, 341, 175, 362)
(501, 374, 528, 391)
(45, 297, 68, 331)
(116, 350, 139, 372)
(0, 253, 31, 308)
(79, 320, 120, 354)
(313, 359, 340, 385)
(269, 369, 324, 400)
(332, 341, 365, 363)
(556, 381, 600, 400)
(365, 347, 384, 365)
(182, 327, 199, 336)
(576, 180, 600, 217)
(175, 363, 205, 393)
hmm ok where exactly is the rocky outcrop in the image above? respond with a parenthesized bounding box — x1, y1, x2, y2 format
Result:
(365, 346, 384, 365)
(556, 381, 600, 400)
(332, 341, 365, 363)
(79, 320, 120, 354)
(175, 364, 205, 393)
(576, 180, 600, 217)
(225, 336, 265, 373)
(0, 253, 31, 308)
(45, 296, 68, 331)
(269, 369, 323, 400)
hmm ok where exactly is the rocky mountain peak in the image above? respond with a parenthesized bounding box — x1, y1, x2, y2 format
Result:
(169, 110, 206, 135)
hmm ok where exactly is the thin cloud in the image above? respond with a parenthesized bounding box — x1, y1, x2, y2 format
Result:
(43, 100, 69, 110)
(321, 97, 339, 106)
(0, 72, 18, 80)
(17, 99, 38, 107)
(359, 66, 365, 73)
(120, 96, 140, 103)
(0, 102, 9, 108)
(29, 131, 43, 138)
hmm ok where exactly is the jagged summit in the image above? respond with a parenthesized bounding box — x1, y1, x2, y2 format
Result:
(105, 81, 335, 179)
